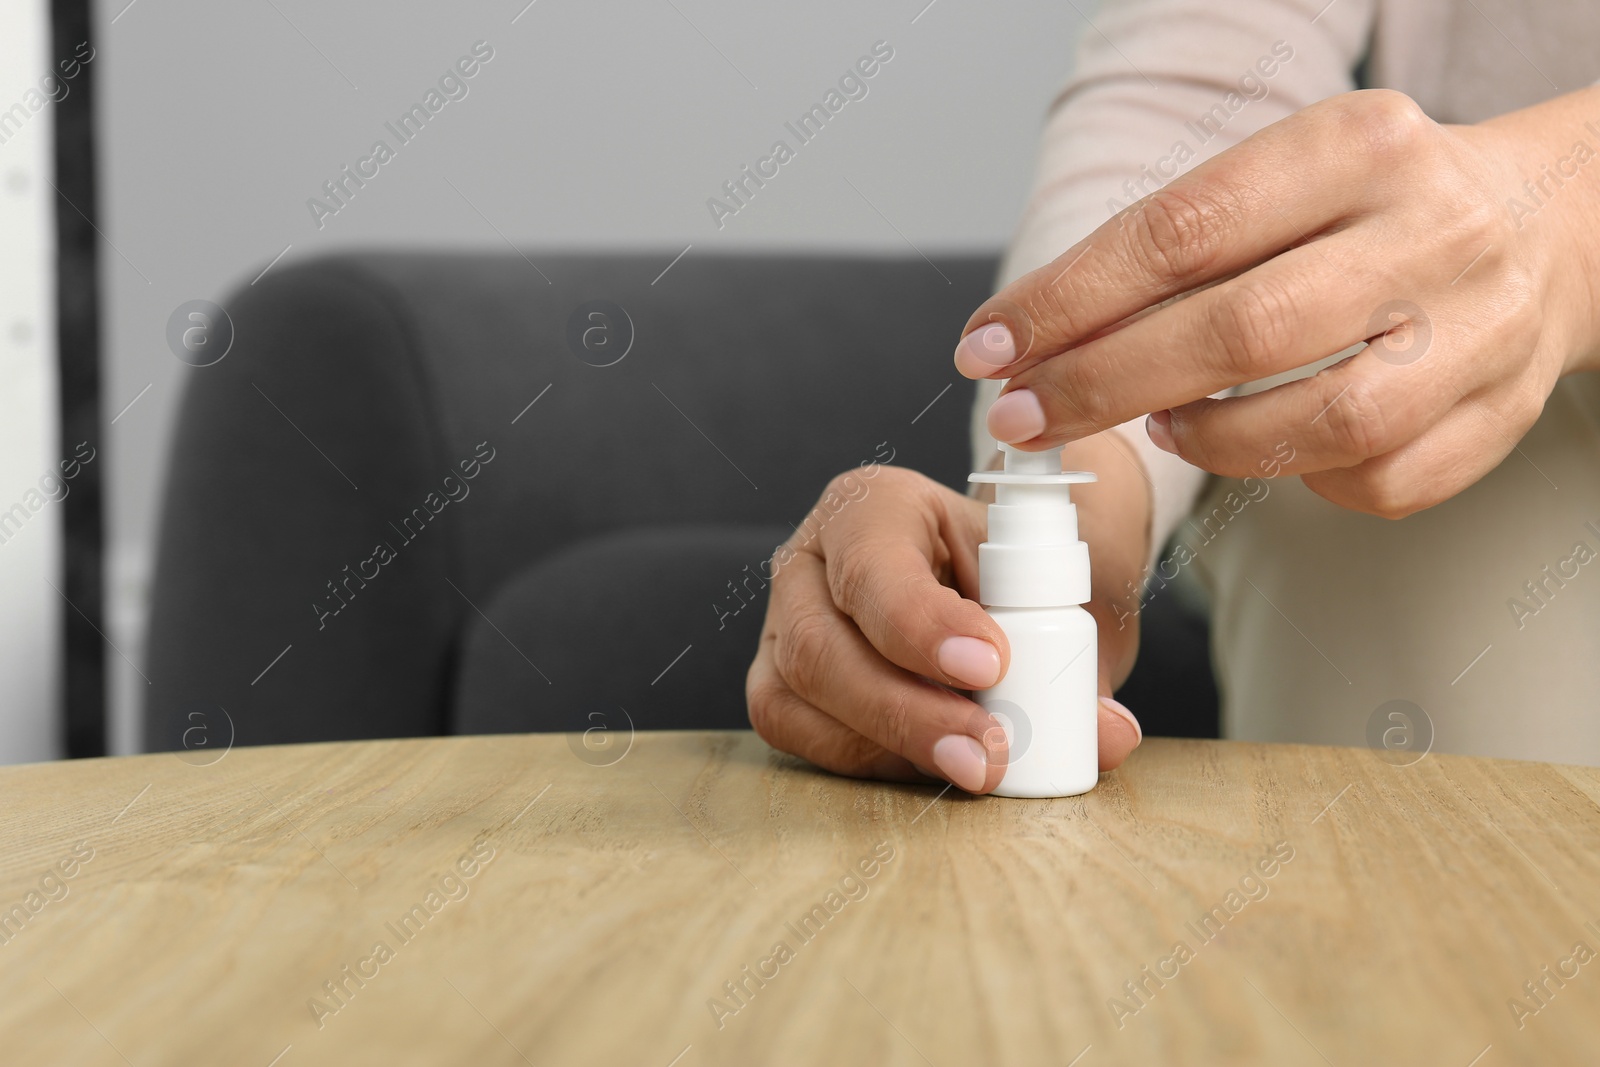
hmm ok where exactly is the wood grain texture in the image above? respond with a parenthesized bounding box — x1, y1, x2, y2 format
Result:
(0, 732, 1597, 1066)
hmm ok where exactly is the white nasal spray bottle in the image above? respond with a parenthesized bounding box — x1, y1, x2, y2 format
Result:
(969, 445, 1098, 798)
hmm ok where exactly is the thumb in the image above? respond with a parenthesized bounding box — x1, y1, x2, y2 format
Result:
(1097, 645, 1142, 771)
(1097, 692, 1142, 770)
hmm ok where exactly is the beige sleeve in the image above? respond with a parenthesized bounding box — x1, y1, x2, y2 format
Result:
(971, 0, 1376, 569)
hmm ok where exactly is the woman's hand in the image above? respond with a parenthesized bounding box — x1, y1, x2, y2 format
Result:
(954, 87, 1600, 518)
(745, 438, 1147, 794)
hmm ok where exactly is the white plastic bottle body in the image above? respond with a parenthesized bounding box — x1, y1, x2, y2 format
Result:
(978, 604, 1099, 798)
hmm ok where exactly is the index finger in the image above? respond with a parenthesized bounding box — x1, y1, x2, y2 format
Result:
(952, 91, 1421, 380)
(816, 471, 1010, 692)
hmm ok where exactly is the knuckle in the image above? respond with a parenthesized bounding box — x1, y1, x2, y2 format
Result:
(744, 674, 783, 741)
(817, 469, 867, 512)
(1304, 469, 1406, 519)
(874, 687, 916, 756)
(1453, 198, 1504, 246)
(774, 607, 836, 694)
(1495, 269, 1546, 339)
(838, 462, 913, 504)
(1505, 386, 1547, 438)
(1322, 378, 1392, 459)
(1128, 187, 1234, 283)
(1032, 365, 1110, 434)
(1208, 281, 1296, 378)
(1342, 89, 1433, 160)
(826, 541, 878, 616)
(1017, 282, 1087, 352)
(797, 467, 886, 555)
(822, 466, 861, 494)
(803, 730, 875, 778)
(1360, 471, 1429, 520)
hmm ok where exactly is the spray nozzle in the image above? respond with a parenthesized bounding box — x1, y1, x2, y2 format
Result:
(969, 444, 1097, 498)
(1001, 444, 1063, 476)
(968, 445, 1095, 606)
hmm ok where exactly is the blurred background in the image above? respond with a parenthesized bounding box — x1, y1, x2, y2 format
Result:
(3, 0, 1110, 763)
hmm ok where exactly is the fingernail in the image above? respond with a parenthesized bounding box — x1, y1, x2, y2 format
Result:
(931, 734, 989, 793)
(986, 389, 1046, 444)
(937, 635, 1001, 689)
(1145, 410, 1176, 455)
(954, 323, 1017, 376)
(1100, 696, 1142, 745)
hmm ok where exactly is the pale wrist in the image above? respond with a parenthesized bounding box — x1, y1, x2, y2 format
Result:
(1062, 430, 1152, 596)
(1481, 86, 1600, 373)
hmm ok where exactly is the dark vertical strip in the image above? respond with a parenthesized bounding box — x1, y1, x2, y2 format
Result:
(52, 0, 105, 757)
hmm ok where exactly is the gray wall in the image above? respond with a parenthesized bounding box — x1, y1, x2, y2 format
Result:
(0, 0, 64, 763)
(99, 0, 1094, 750)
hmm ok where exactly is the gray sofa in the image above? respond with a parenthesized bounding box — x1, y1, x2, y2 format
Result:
(143, 252, 1215, 752)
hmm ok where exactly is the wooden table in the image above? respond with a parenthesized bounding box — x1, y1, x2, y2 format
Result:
(2, 732, 1597, 1066)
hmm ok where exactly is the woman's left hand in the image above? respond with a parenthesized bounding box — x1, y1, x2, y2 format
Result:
(954, 87, 1600, 518)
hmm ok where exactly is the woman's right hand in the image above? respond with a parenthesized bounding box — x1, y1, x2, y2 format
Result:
(745, 436, 1147, 795)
